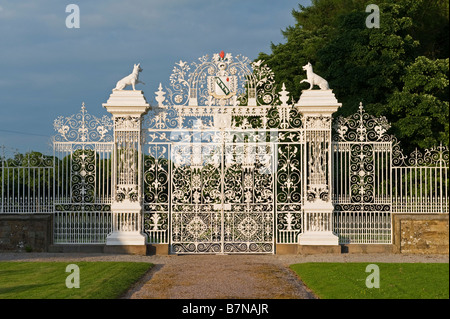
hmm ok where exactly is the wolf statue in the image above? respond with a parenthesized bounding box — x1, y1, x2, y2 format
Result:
(113, 63, 145, 91)
(300, 62, 329, 90)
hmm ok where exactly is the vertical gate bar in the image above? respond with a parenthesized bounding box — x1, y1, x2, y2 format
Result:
(221, 141, 224, 253)
(434, 162, 437, 210)
(445, 156, 448, 212)
(68, 144, 71, 205)
(169, 142, 173, 252)
(271, 142, 275, 252)
(414, 158, 418, 210)
(1, 150, 3, 213)
(378, 147, 380, 202)
(11, 167, 15, 210)
(53, 144, 56, 213)
(440, 157, 443, 211)
(22, 165, 25, 211)
(420, 165, 424, 213)
(32, 165, 34, 212)
(387, 147, 390, 206)
(275, 143, 278, 244)
(1, 147, 3, 213)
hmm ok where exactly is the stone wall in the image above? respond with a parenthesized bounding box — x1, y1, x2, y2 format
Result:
(393, 214, 449, 254)
(0, 214, 52, 252)
(1, 213, 448, 254)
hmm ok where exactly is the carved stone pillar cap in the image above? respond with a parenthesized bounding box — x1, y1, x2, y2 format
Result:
(103, 90, 150, 116)
(295, 90, 342, 116)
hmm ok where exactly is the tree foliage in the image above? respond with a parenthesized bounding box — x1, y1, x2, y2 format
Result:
(257, 0, 449, 150)
(384, 56, 449, 152)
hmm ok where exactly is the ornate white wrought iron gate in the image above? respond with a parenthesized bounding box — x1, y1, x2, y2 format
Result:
(170, 139, 275, 253)
(142, 52, 303, 253)
(52, 104, 114, 243)
(332, 103, 394, 244)
(3, 51, 447, 252)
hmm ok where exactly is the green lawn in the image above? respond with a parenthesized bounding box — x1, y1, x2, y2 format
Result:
(0, 262, 153, 299)
(290, 262, 449, 299)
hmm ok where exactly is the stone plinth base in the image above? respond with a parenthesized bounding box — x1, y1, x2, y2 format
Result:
(103, 245, 147, 255)
(276, 244, 299, 255)
(48, 244, 146, 255)
(147, 244, 169, 255)
(48, 244, 104, 253)
(298, 245, 341, 255)
(106, 231, 146, 246)
(298, 231, 339, 246)
(341, 244, 393, 254)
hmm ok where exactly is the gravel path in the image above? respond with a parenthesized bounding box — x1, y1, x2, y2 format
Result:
(1, 252, 448, 299)
(122, 255, 317, 299)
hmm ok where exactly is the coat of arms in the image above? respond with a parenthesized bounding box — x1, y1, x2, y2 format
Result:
(208, 51, 237, 101)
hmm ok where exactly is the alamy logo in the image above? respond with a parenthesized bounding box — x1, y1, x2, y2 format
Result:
(65, 264, 80, 288)
(366, 4, 380, 29)
(65, 4, 80, 29)
(365, 264, 380, 288)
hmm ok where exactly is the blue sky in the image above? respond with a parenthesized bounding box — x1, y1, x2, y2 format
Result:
(0, 0, 310, 154)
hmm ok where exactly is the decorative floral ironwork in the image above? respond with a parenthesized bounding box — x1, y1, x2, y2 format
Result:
(116, 185, 139, 202)
(53, 103, 113, 142)
(333, 103, 391, 143)
(349, 144, 374, 203)
(71, 148, 96, 204)
(115, 116, 140, 130)
(1, 149, 53, 168)
(164, 52, 276, 107)
(404, 144, 449, 167)
(333, 103, 404, 204)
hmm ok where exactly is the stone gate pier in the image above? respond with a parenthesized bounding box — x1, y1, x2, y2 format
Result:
(103, 90, 150, 254)
(296, 90, 341, 252)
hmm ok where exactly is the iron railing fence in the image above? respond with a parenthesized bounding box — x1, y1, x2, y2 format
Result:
(334, 211, 392, 244)
(53, 211, 112, 244)
(1, 148, 53, 213)
(391, 145, 449, 214)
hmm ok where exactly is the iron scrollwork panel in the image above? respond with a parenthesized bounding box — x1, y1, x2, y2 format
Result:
(222, 143, 274, 253)
(276, 143, 303, 243)
(170, 142, 275, 253)
(350, 143, 375, 203)
(170, 143, 223, 253)
(54, 143, 112, 213)
(143, 144, 170, 243)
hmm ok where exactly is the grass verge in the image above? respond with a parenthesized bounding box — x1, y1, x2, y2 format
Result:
(290, 262, 449, 299)
(0, 261, 152, 299)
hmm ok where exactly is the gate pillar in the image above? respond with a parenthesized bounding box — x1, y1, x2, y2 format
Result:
(103, 90, 150, 245)
(296, 90, 341, 246)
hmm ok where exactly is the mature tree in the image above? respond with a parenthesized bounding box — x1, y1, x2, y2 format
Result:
(383, 57, 449, 151)
(257, 0, 449, 150)
(317, 2, 418, 116)
(258, 0, 369, 103)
